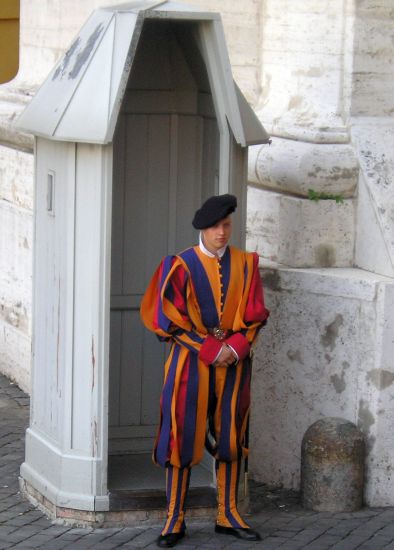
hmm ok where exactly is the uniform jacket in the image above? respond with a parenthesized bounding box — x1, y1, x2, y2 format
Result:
(140, 245, 269, 468)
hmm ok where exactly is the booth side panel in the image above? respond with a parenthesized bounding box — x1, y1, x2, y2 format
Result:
(30, 138, 76, 446)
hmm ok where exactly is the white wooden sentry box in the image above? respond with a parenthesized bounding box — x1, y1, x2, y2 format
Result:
(16, 0, 269, 516)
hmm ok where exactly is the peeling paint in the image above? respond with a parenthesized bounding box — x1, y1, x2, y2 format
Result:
(52, 23, 104, 81)
(366, 369, 394, 391)
(69, 24, 104, 80)
(320, 314, 343, 351)
(56, 278, 60, 391)
(91, 419, 98, 457)
(52, 37, 81, 80)
(91, 335, 95, 391)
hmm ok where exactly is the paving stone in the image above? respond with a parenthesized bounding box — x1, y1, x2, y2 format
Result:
(357, 540, 389, 550)
(248, 536, 289, 548)
(302, 534, 344, 548)
(106, 528, 145, 543)
(292, 528, 327, 544)
(14, 533, 61, 548)
(39, 540, 78, 550)
(331, 536, 370, 550)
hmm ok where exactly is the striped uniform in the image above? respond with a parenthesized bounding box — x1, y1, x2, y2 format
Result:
(140, 245, 269, 534)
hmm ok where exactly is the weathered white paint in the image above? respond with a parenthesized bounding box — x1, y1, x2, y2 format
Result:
(251, 267, 394, 506)
(247, 186, 355, 268)
(20, 139, 112, 511)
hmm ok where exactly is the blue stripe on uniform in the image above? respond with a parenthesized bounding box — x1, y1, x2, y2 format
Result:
(156, 345, 180, 466)
(218, 364, 237, 462)
(179, 248, 219, 328)
(180, 353, 199, 467)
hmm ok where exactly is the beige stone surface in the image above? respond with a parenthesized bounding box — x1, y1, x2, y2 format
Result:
(247, 186, 355, 268)
(0, 188, 33, 393)
(251, 267, 394, 506)
(249, 138, 359, 197)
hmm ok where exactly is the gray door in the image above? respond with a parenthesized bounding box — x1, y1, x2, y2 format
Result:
(109, 110, 219, 455)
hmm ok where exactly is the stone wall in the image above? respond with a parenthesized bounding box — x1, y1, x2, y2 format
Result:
(246, 0, 394, 506)
(0, 145, 33, 393)
(250, 267, 394, 505)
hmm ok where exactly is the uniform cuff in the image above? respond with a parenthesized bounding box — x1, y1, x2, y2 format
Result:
(225, 333, 250, 361)
(199, 335, 223, 365)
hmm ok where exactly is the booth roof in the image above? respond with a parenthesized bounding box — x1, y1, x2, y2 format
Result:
(16, 1, 270, 146)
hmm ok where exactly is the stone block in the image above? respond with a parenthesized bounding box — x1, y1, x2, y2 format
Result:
(0, 145, 33, 209)
(246, 186, 355, 268)
(355, 173, 394, 278)
(249, 138, 358, 197)
(0, 199, 33, 393)
(250, 266, 394, 506)
(352, 122, 394, 275)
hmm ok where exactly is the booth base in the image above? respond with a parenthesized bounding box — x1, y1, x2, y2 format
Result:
(19, 453, 218, 527)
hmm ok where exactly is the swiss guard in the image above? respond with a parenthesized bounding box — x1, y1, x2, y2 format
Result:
(140, 194, 269, 548)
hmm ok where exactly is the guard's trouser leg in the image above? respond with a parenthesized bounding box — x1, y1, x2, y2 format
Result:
(216, 460, 250, 529)
(161, 465, 191, 536)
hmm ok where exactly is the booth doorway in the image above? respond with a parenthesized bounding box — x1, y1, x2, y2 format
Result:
(108, 20, 219, 502)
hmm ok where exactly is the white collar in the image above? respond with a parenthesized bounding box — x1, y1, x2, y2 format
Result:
(199, 233, 227, 258)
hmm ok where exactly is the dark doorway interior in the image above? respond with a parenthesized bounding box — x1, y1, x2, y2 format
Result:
(108, 19, 219, 509)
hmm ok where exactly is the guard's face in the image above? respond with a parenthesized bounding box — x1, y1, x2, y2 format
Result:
(202, 216, 232, 253)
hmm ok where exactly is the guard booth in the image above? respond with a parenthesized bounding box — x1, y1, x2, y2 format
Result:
(16, 1, 269, 523)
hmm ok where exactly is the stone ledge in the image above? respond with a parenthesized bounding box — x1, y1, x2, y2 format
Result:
(247, 186, 355, 268)
(249, 138, 359, 197)
(259, 265, 394, 301)
(0, 88, 34, 152)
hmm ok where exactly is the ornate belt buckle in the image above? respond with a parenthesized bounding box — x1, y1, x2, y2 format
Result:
(213, 327, 226, 341)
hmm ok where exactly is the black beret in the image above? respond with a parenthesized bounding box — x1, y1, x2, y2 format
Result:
(192, 194, 237, 229)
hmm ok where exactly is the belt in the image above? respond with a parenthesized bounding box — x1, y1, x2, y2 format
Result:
(207, 327, 233, 341)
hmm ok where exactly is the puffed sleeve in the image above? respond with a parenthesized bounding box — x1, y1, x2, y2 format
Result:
(140, 256, 224, 363)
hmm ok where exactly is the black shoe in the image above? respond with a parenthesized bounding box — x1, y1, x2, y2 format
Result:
(157, 531, 185, 548)
(215, 524, 262, 541)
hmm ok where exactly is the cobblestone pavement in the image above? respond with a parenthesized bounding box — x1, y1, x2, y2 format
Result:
(1, 372, 394, 549)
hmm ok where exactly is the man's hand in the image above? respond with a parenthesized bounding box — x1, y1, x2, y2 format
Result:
(214, 344, 237, 367)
